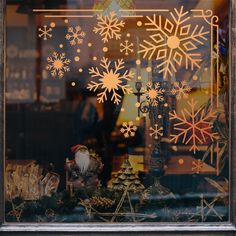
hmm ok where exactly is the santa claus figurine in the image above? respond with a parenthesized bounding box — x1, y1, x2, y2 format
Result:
(66, 144, 103, 188)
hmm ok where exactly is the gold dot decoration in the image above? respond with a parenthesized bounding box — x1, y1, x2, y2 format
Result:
(71, 82, 76, 87)
(74, 56, 80, 62)
(193, 75, 198, 81)
(136, 59, 141, 65)
(121, 107, 125, 112)
(64, 19, 69, 24)
(178, 158, 184, 165)
(136, 116, 140, 121)
(135, 102, 140, 108)
(93, 56, 97, 61)
(137, 76, 142, 80)
(103, 47, 108, 52)
(88, 42, 92, 47)
(146, 67, 152, 72)
(50, 22, 56, 28)
(126, 33, 131, 37)
(79, 68, 83, 72)
(158, 114, 162, 119)
(137, 21, 142, 27)
(59, 44, 63, 48)
(77, 49, 81, 53)
(164, 103, 168, 107)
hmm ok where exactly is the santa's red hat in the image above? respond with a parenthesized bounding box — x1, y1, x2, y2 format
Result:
(71, 144, 88, 153)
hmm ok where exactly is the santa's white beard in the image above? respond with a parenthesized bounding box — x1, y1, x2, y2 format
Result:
(75, 151, 90, 174)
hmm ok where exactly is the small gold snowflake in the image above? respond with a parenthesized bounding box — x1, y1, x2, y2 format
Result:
(171, 81, 191, 100)
(93, 11, 125, 43)
(65, 26, 86, 46)
(120, 40, 134, 56)
(142, 82, 165, 106)
(87, 57, 133, 104)
(120, 121, 137, 138)
(46, 52, 71, 78)
(192, 159, 204, 174)
(149, 124, 163, 140)
(38, 25, 52, 40)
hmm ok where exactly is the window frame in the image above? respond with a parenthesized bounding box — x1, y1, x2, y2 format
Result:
(0, 0, 236, 234)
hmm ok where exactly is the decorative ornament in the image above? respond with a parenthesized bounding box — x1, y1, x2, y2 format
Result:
(205, 177, 229, 204)
(112, 159, 145, 192)
(5, 162, 60, 201)
(138, 6, 209, 78)
(170, 99, 217, 154)
(87, 57, 133, 104)
(171, 81, 191, 100)
(65, 26, 86, 46)
(7, 201, 25, 222)
(149, 123, 163, 140)
(191, 194, 223, 222)
(141, 82, 165, 107)
(66, 145, 103, 190)
(120, 121, 137, 138)
(93, 11, 125, 43)
(46, 52, 71, 78)
(45, 208, 55, 218)
(111, 159, 145, 222)
(120, 40, 134, 56)
(81, 196, 115, 209)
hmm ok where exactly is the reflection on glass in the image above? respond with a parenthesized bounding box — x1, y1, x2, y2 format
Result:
(5, 0, 229, 223)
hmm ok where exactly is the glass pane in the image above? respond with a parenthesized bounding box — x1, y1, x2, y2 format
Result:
(5, 0, 230, 223)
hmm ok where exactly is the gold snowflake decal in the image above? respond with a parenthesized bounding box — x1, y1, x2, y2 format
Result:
(65, 26, 86, 46)
(38, 25, 52, 40)
(120, 40, 134, 56)
(170, 99, 217, 154)
(149, 124, 163, 140)
(139, 6, 209, 78)
(142, 82, 165, 106)
(87, 57, 133, 104)
(46, 52, 71, 78)
(171, 81, 191, 100)
(192, 159, 204, 174)
(120, 121, 137, 138)
(93, 11, 125, 43)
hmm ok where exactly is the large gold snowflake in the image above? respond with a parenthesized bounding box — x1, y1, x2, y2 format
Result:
(170, 99, 217, 154)
(142, 82, 165, 106)
(46, 52, 71, 78)
(93, 11, 125, 43)
(65, 26, 86, 46)
(87, 57, 133, 104)
(139, 6, 209, 78)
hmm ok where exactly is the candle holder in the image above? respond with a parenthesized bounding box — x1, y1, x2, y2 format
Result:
(133, 80, 173, 196)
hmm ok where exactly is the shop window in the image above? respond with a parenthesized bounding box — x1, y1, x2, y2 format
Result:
(3, 0, 232, 228)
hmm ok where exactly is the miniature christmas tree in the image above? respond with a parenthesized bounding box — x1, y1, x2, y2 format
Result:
(112, 159, 144, 192)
